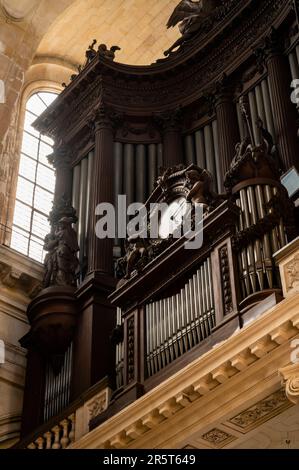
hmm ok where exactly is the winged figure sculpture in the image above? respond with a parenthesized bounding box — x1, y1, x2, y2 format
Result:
(164, 0, 223, 56)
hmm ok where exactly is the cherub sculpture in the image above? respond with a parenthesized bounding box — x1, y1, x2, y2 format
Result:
(185, 168, 215, 210)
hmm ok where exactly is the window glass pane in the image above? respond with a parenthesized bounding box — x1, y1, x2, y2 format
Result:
(16, 177, 34, 206)
(34, 186, 53, 214)
(12, 91, 58, 260)
(24, 110, 39, 137)
(39, 141, 53, 166)
(19, 154, 37, 182)
(29, 236, 44, 262)
(41, 134, 54, 146)
(21, 132, 39, 159)
(13, 201, 32, 232)
(36, 164, 55, 192)
(10, 227, 29, 255)
(38, 92, 58, 107)
(32, 211, 50, 240)
(26, 94, 47, 115)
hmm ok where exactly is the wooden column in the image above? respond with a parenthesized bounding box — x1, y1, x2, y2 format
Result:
(215, 90, 240, 180)
(263, 29, 299, 171)
(72, 101, 117, 398)
(50, 145, 73, 203)
(159, 110, 183, 168)
(88, 103, 114, 275)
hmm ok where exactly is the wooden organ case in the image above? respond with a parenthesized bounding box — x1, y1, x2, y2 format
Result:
(20, 0, 299, 437)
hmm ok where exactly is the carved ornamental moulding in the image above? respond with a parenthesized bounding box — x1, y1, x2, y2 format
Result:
(33, 0, 289, 141)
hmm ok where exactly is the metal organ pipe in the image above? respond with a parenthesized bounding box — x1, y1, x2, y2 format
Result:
(194, 129, 206, 169)
(289, 51, 299, 80)
(136, 144, 147, 203)
(78, 157, 88, 265)
(248, 91, 259, 144)
(184, 135, 195, 165)
(204, 124, 217, 192)
(72, 165, 81, 228)
(212, 120, 222, 193)
(148, 144, 157, 195)
(261, 80, 276, 140)
(124, 143, 135, 208)
(85, 152, 94, 258)
(144, 258, 215, 377)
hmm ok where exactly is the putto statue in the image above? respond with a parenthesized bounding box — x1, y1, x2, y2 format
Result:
(185, 168, 215, 210)
(43, 201, 79, 288)
(164, 0, 223, 56)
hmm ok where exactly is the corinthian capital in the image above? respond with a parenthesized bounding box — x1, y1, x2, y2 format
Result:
(154, 107, 183, 133)
(47, 144, 72, 169)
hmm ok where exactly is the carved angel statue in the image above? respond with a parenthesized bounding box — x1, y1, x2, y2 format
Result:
(164, 0, 222, 56)
(43, 217, 79, 288)
(185, 168, 215, 210)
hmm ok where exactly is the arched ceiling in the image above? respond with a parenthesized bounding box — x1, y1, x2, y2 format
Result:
(36, 0, 181, 67)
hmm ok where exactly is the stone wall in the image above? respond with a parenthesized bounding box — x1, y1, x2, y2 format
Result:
(0, 245, 43, 447)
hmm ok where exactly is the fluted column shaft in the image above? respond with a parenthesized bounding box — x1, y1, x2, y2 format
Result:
(88, 109, 114, 275)
(266, 49, 299, 170)
(215, 93, 240, 179)
(50, 147, 73, 203)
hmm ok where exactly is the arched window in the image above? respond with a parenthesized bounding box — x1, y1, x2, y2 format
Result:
(11, 91, 58, 262)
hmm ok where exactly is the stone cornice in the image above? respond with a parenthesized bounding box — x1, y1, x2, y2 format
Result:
(0, 245, 43, 299)
(71, 293, 299, 449)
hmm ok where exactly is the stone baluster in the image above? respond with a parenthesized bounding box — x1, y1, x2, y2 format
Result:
(60, 419, 70, 448)
(51, 425, 61, 449)
(27, 442, 36, 449)
(69, 413, 76, 443)
(35, 436, 45, 449)
(44, 431, 53, 449)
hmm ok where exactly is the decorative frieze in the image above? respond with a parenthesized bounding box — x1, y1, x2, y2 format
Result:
(201, 428, 236, 448)
(229, 389, 290, 432)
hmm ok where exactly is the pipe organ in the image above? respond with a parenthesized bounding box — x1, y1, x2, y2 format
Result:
(145, 257, 214, 377)
(20, 0, 299, 439)
(43, 343, 73, 422)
